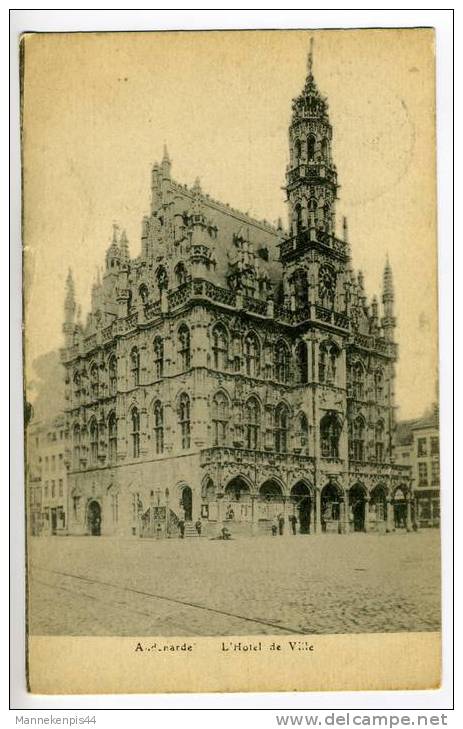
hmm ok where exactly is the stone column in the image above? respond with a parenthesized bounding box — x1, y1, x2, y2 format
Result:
(251, 495, 258, 536)
(386, 497, 393, 533)
(364, 497, 371, 533)
(340, 498, 349, 534)
(315, 489, 322, 533)
(282, 497, 288, 536)
(309, 497, 315, 534)
(216, 493, 224, 537)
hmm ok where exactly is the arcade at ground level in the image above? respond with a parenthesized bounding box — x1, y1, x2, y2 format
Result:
(67, 472, 414, 538)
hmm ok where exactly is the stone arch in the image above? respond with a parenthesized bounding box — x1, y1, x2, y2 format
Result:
(290, 480, 314, 534)
(173, 481, 193, 522)
(349, 482, 367, 532)
(392, 485, 409, 529)
(295, 340, 309, 384)
(257, 479, 286, 529)
(294, 410, 309, 451)
(86, 499, 102, 536)
(224, 476, 252, 523)
(259, 478, 285, 500)
(370, 483, 388, 525)
(225, 475, 252, 499)
(201, 475, 216, 501)
(320, 481, 343, 533)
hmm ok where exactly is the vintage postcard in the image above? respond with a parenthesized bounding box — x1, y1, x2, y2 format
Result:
(22, 28, 440, 694)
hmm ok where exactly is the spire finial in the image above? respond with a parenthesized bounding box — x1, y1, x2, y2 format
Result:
(162, 143, 170, 162)
(383, 255, 394, 300)
(112, 222, 119, 243)
(307, 36, 314, 76)
(64, 268, 76, 320)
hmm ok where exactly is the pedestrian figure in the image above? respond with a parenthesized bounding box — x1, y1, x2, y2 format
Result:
(226, 505, 234, 520)
(271, 516, 278, 536)
(195, 519, 202, 536)
(221, 525, 231, 540)
(289, 513, 297, 535)
(178, 519, 185, 539)
(278, 513, 285, 535)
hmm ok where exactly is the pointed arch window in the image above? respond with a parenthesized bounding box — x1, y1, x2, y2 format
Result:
(349, 416, 365, 461)
(296, 341, 309, 384)
(179, 393, 191, 450)
(156, 266, 168, 294)
(320, 412, 341, 458)
(293, 269, 308, 308)
(352, 362, 365, 399)
(275, 403, 290, 453)
(294, 138, 301, 165)
(375, 420, 385, 463)
(108, 412, 117, 463)
(139, 284, 149, 304)
(297, 412, 309, 449)
(307, 134, 316, 161)
(90, 363, 99, 399)
(154, 336, 164, 379)
(274, 340, 290, 383)
(131, 407, 140, 458)
(321, 137, 329, 161)
(212, 324, 228, 371)
(294, 203, 303, 235)
(323, 201, 331, 231)
(178, 325, 191, 371)
(244, 332, 260, 377)
(73, 424, 81, 467)
(245, 397, 261, 450)
(175, 262, 188, 287)
(89, 419, 98, 465)
(108, 355, 117, 395)
(319, 342, 338, 385)
(308, 197, 318, 228)
(374, 370, 384, 402)
(130, 347, 140, 387)
(153, 400, 164, 454)
(212, 392, 229, 446)
(73, 370, 81, 403)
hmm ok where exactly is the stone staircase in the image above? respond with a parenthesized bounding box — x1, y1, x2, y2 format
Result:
(184, 521, 201, 538)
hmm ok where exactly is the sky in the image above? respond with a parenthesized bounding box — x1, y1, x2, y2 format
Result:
(22, 28, 438, 420)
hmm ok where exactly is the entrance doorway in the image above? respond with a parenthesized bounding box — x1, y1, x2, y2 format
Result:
(51, 508, 57, 535)
(87, 500, 102, 536)
(321, 482, 341, 532)
(290, 482, 312, 533)
(181, 486, 193, 522)
(393, 488, 407, 529)
(349, 484, 366, 532)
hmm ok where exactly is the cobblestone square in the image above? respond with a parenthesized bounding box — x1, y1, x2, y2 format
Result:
(28, 530, 440, 636)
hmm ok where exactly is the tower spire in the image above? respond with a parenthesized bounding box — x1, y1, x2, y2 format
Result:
(63, 268, 76, 346)
(382, 255, 396, 340)
(64, 268, 76, 321)
(307, 36, 314, 77)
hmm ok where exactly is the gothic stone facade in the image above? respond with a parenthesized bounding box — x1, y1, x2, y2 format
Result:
(60, 49, 411, 538)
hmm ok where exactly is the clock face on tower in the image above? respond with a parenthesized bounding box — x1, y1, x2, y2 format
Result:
(319, 264, 336, 303)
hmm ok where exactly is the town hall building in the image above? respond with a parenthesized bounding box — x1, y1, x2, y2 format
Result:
(60, 46, 411, 538)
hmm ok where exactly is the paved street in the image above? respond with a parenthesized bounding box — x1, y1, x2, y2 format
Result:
(28, 530, 440, 636)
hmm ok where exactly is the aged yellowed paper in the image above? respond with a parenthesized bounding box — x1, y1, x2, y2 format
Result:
(23, 28, 439, 694)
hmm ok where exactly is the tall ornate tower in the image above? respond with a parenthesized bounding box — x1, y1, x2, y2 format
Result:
(280, 40, 348, 318)
(287, 39, 338, 240)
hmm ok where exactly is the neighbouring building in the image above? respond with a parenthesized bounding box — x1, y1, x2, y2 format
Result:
(395, 406, 440, 528)
(26, 414, 69, 536)
(59, 45, 411, 539)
